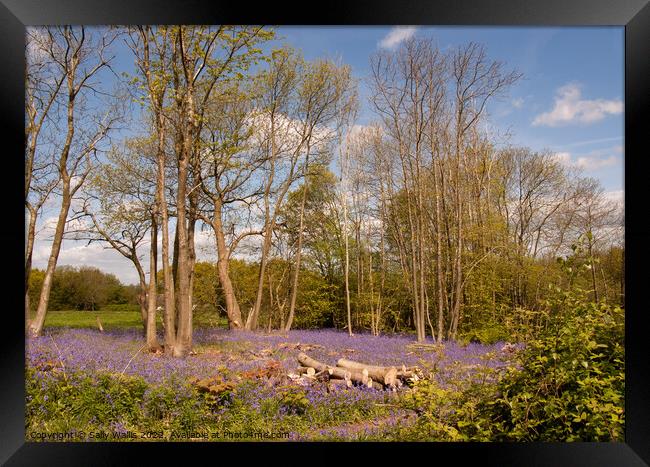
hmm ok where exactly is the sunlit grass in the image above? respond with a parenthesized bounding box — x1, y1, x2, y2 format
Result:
(27, 308, 229, 330)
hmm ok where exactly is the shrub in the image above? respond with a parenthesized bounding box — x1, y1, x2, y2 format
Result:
(398, 365, 504, 441)
(459, 322, 510, 345)
(479, 300, 625, 441)
(26, 368, 148, 436)
(277, 386, 311, 415)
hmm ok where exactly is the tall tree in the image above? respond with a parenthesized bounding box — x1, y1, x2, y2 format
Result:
(25, 28, 65, 329)
(127, 26, 177, 351)
(69, 138, 158, 345)
(29, 26, 122, 337)
(246, 49, 357, 330)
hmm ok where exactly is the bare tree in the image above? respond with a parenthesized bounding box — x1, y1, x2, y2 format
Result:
(127, 26, 178, 351)
(25, 29, 66, 327)
(29, 26, 122, 337)
(68, 138, 159, 347)
(196, 81, 265, 330)
(246, 49, 357, 330)
(284, 57, 357, 332)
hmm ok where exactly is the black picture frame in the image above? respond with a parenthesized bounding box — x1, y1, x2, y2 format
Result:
(2, 1, 648, 464)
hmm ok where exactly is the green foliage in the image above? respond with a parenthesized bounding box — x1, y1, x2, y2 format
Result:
(294, 269, 341, 329)
(26, 368, 398, 441)
(485, 300, 624, 441)
(228, 259, 260, 313)
(394, 285, 624, 441)
(141, 378, 203, 432)
(394, 365, 505, 441)
(192, 262, 219, 315)
(276, 386, 311, 415)
(459, 321, 510, 345)
(29, 266, 137, 312)
(26, 368, 148, 434)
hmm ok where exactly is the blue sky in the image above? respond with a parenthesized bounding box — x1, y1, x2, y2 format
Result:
(32, 26, 624, 284)
(273, 26, 624, 192)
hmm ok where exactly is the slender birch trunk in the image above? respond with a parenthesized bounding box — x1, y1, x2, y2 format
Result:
(146, 214, 159, 350)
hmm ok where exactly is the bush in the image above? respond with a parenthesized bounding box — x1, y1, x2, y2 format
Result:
(26, 368, 148, 435)
(459, 322, 510, 345)
(396, 293, 624, 442)
(479, 300, 625, 441)
(396, 365, 504, 441)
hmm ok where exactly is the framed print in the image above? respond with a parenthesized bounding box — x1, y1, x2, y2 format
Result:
(2, 0, 649, 464)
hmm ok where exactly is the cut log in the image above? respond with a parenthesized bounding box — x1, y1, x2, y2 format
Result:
(298, 353, 369, 386)
(383, 367, 398, 387)
(298, 353, 329, 372)
(332, 367, 368, 385)
(296, 366, 311, 375)
(366, 377, 385, 390)
(336, 358, 400, 387)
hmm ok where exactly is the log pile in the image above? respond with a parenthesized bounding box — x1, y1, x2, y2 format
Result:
(291, 352, 422, 391)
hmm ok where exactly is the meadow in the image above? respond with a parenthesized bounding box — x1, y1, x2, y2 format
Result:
(30, 307, 229, 330)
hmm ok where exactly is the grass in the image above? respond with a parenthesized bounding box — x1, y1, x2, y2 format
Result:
(27, 307, 230, 330)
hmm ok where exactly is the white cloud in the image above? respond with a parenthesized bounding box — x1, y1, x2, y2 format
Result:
(36, 215, 59, 239)
(575, 155, 619, 171)
(552, 150, 620, 172)
(532, 83, 623, 127)
(32, 239, 144, 285)
(378, 26, 418, 49)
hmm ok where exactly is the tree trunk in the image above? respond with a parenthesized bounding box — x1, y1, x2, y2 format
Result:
(25, 205, 38, 332)
(173, 145, 192, 357)
(433, 158, 446, 342)
(146, 214, 159, 351)
(172, 221, 180, 334)
(212, 198, 243, 329)
(285, 155, 310, 332)
(138, 286, 148, 336)
(248, 221, 274, 330)
(140, 27, 175, 354)
(341, 146, 353, 336)
(30, 189, 72, 336)
(248, 112, 277, 331)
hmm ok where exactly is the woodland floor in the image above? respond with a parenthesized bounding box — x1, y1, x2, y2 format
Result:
(26, 324, 521, 441)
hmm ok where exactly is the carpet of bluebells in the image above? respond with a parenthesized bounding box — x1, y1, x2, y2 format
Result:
(26, 328, 522, 441)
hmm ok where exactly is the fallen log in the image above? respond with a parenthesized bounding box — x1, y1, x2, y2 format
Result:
(337, 358, 417, 387)
(297, 352, 328, 371)
(298, 352, 372, 386)
(295, 366, 317, 376)
(336, 358, 399, 386)
(366, 378, 385, 390)
(296, 366, 312, 375)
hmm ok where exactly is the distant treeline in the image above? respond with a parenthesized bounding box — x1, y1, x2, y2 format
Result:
(28, 266, 139, 311)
